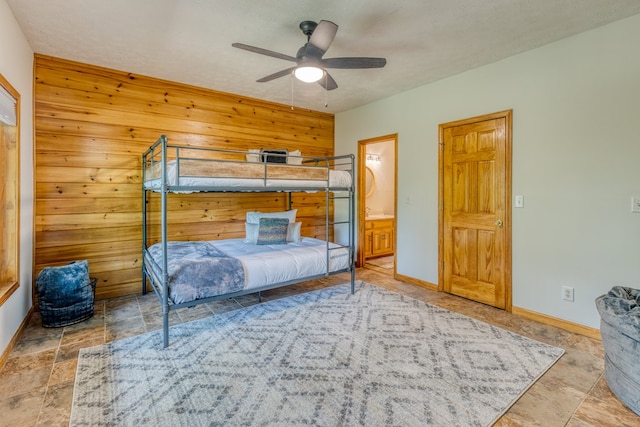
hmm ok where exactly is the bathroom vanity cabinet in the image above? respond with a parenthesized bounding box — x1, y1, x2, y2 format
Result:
(364, 218, 394, 258)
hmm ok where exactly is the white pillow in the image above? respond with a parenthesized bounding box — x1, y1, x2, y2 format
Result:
(245, 221, 302, 244)
(244, 222, 259, 243)
(245, 148, 261, 163)
(246, 209, 297, 224)
(287, 221, 302, 242)
(287, 150, 303, 165)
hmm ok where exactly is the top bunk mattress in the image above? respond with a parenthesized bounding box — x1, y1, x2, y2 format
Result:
(144, 159, 352, 191)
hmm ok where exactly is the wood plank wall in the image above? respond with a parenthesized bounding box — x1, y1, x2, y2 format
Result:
(34, 55, 335, 300)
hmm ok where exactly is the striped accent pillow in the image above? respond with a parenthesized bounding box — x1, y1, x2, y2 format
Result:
(256, 217, 289, 245)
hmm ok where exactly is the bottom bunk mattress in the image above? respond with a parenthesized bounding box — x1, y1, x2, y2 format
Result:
(144, 237, 350, 304)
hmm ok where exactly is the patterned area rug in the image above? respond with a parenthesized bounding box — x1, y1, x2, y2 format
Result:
(70, 282, 564, 426)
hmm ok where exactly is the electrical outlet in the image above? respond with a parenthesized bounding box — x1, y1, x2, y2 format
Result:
(562, 286, 575, 302)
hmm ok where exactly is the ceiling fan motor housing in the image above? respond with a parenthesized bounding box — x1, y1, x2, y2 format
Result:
(299, 21, 318, 38)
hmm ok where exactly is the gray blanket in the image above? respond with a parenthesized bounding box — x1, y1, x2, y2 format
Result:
(147, 241, 245, 304)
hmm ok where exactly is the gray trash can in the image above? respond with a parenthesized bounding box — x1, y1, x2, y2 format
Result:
(595, 286, 640, 415)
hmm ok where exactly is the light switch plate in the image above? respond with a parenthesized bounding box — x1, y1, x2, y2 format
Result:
(632, 197, 640, 213)
(515, 195, 524, 208)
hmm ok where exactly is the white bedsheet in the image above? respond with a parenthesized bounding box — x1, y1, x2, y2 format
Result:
(212, 237, 350, 290)
(144, 162, 352, 190)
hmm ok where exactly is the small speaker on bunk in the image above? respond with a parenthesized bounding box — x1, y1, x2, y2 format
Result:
(260, 149, 288, 164)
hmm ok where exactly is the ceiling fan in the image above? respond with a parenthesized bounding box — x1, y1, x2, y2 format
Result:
(232, 20, 386, 91)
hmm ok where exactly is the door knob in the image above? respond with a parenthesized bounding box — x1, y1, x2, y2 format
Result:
(495, 219, 503, 228)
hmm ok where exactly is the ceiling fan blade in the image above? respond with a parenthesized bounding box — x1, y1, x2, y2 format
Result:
(317, 72, 338, 91)
(256, 67, 296, 83)
(322, 57, 387, 69)
(232, 43, 297, 62)
(307, 20, 338, 56)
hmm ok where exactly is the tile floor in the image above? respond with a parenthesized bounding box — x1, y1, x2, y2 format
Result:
(365, 255, 394, 271)
(0, 268, 638, 426)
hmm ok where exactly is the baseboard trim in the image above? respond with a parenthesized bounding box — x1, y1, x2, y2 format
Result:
(390, 272, 600, 340)
(394, 273, 439, 291)
(0, 306, 34, 371)
(512, 306, 601, 340)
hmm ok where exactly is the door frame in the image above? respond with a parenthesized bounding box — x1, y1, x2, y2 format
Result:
(357, 134, 398, 270)
(437, 110, 513, 311)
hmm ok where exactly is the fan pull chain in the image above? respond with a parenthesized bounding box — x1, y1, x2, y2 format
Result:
(324, 72, 329, 108)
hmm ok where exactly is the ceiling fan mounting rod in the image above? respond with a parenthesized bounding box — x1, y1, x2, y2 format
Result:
(299, 21, 318, 41)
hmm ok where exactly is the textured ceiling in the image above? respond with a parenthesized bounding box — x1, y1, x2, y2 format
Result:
(7, 0, 640, 113)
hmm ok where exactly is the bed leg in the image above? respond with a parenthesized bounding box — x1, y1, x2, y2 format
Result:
(351, 269, 355, 294)
(258, 291, 262, 303)
(141, 270, 147, 295)
(162, 307, 169, 348)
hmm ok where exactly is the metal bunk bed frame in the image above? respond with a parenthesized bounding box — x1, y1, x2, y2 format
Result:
(141, 135, 356, 348)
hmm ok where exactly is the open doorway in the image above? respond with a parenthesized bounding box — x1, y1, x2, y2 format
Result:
(357, 134, 397, 275)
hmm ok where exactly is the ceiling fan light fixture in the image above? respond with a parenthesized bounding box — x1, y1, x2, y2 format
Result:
(233, 19, 385, 91)
(294, 66, 324, 83)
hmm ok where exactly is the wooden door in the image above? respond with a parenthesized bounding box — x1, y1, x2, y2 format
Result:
(439, 111, 512, 310)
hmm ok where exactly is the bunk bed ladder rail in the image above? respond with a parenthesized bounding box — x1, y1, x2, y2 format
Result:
(350, 154, 356, 291)
(141, 135, 171, 348)
(348, 169, 355, 292)
(323, 154, 356, 295)
(142, 135, 163, 297)
(141, 135, 167, 297)
(160, 138, 171, 347)
(142, 146, 148, 297)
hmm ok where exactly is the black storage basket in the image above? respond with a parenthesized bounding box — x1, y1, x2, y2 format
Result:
(36, 260, 97, 328)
